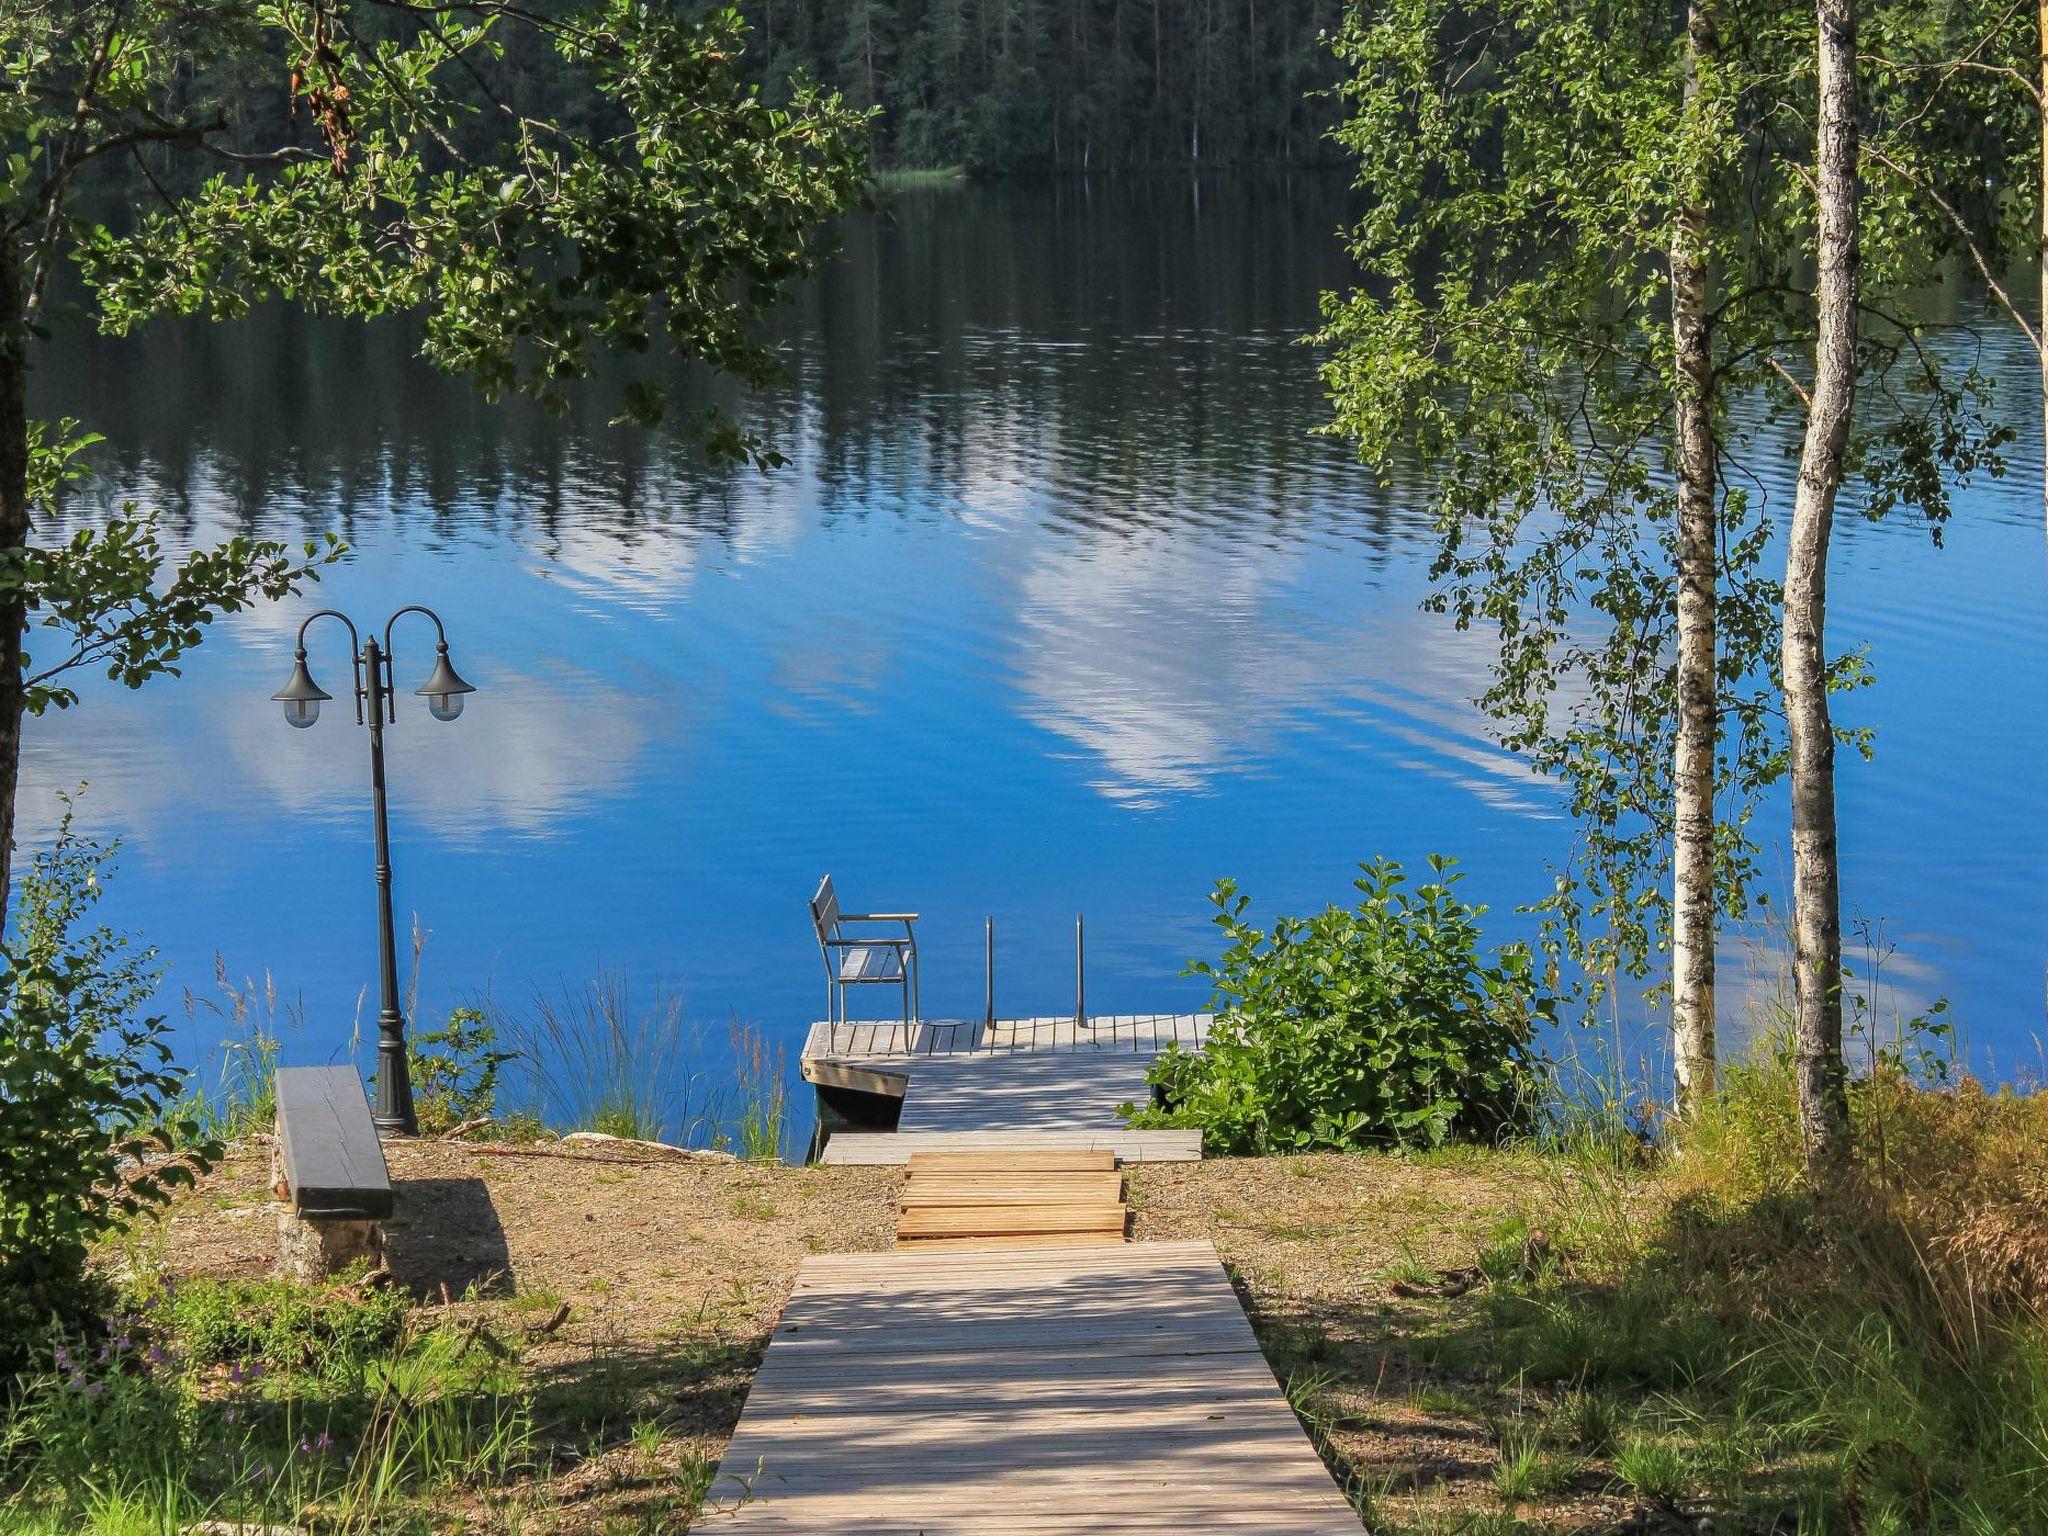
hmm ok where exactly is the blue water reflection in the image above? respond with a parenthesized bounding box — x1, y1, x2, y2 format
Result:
(21, 176, 2048, 1100)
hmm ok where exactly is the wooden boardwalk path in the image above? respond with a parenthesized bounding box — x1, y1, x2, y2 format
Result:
(703, 1238, 1362, 1533)
(804, 1014, 1210, 1166)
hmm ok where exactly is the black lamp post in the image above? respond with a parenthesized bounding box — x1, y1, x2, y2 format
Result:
(274, 606, 476, 1136)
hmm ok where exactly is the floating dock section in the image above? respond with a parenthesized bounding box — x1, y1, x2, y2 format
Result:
(801, 1014, 1210, 1165)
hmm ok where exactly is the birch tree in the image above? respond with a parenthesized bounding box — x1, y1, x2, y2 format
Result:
(1785, 0, 1862, 1170)
(1319, 0, 2005, 1122)
(1318, 0, 1790, 1103)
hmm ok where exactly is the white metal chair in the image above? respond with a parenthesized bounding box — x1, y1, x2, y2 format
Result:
(810, 874, 920, 1038)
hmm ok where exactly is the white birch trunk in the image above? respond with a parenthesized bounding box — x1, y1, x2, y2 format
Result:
(1670, 0, 1720, 1115)
(1785, 0, 1860, 1174)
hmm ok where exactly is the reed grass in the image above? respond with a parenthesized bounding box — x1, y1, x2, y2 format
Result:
(727, 1018, 790, 1162)
(1465, 1016, 2048, 1531)
(489, 973, 714, 1147)
(165, 957, 303, 1144)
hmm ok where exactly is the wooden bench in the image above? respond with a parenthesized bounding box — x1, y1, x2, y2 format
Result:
(271, 1066, 393, 1281)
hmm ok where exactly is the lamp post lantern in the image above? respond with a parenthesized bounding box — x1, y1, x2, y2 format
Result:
(274, 605, 475, 1135)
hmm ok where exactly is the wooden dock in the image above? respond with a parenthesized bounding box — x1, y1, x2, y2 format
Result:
(702, 1238, 1363, 1533)
(803, 1014, 1210, 1166)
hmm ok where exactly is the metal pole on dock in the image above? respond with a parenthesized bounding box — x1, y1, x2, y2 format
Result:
(985, 917, 996, 1029)
(1075, 913, 1086, 1028)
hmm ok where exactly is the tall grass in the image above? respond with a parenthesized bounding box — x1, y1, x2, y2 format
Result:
(1474, 1016, 2048, 1531)
(0, 1277, 534, 1536)
(166, 958, 305, 1142)
(489, 973, 714, 1146)
(728, 1019, 790, 1162)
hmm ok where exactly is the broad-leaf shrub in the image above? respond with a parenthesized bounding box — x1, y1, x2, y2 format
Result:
(408, 1007, 514, 1136)
(1132, 857, 1550, 1153)
(0, 818, 212, 1378)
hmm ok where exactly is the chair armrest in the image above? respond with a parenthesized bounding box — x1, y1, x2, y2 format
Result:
(822, 936, 913, 949)
(840, 912, 919, 923)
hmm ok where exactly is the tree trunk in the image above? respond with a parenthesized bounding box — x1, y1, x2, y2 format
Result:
(0, 242, 29, 925)
(1670, 0, 1719, 1116)
(1785, 0, 1860, 1175)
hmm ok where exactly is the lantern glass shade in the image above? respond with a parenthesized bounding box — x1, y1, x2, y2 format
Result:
(415, 647, 475, 724)
(272, 654, 332, 730)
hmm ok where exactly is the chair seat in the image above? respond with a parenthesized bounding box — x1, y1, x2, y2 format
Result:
(837, 945, 906, 984)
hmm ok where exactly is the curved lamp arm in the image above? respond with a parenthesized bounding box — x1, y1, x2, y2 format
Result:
(385, 604, 475, 724)
(295, 609, 367, 724)
(383, 603, 449, 654)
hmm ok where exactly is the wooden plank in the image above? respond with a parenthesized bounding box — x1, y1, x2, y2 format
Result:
(801, 1057, 910, 1097)
(273, 1065, 392, 1220)
(901, 1173, 1125, 1206)
(906, 1150, 1116, 1172)
(889, 1233, 1131, 1251)
(800, 1014, 1213, 1064)
(897, 1203, 1128, 1238)
(823, 1130, 1201, 1166)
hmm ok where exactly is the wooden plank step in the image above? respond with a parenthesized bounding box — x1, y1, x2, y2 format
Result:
(901, 1173, 1125, 1207)
(897, 1203, 1129, 1239)
(893, 1232, 1131, 1251)
(905, 1149, 1117, 1172)
(825, 1131, 1201, 1166)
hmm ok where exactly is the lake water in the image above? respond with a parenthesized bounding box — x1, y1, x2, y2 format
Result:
(22, 176, 2048, 1115)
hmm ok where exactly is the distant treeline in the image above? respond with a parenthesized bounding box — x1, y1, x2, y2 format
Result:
(84, 1, 1348, 198)
(743, 0, 1351, 172)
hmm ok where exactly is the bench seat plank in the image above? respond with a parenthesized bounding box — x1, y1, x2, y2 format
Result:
(275, 1066, 394, 1220)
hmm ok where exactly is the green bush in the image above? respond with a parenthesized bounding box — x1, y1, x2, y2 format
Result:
(0, 818, 213, 1380)
(408, 1006, 513, 1136)
(1130, 856, 1549, 1154)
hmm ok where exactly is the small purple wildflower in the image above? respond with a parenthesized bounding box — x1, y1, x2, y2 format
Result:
(52, 1347, 72, 1370)
(314, 1431, 333, 1451)
(84, 1381, 103, 1399)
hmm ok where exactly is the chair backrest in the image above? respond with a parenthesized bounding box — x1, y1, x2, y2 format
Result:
(810, 875, 840, 950)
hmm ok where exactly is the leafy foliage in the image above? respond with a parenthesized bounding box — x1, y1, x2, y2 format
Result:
(0, 814, 213, 1379)
(1132, 858, 1551, 1154)
(1314, 0, 2007, 1015)
(408, 1005, 512, 1136)
(3, 514, 342, 716)
(46, 1, 874, 466)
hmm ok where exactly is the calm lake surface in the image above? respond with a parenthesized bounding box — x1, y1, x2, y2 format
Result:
(23, 176, 2048, 1110)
